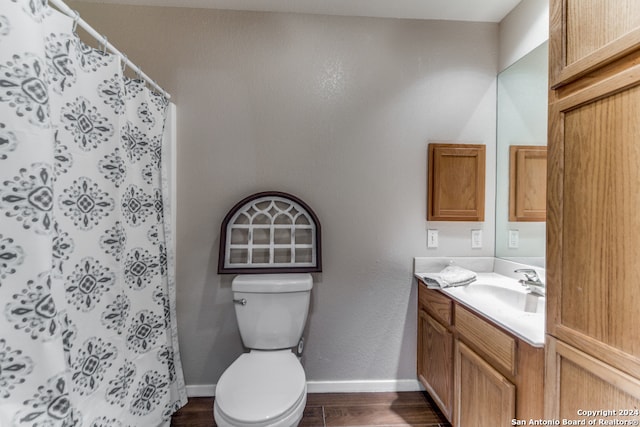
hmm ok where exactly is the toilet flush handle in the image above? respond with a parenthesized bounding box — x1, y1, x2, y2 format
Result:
(233, 298, 247, 306)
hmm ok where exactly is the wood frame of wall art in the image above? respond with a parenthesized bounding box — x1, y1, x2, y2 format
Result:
(218, 191, 322, 274)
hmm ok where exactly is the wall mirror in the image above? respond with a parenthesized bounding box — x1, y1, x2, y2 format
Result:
(495, 41, 548, 267)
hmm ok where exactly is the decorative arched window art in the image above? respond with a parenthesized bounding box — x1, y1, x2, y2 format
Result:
(218, 192, 322, 274)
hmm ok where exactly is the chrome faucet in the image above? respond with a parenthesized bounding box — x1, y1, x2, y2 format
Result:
(515, 268, 545, 296)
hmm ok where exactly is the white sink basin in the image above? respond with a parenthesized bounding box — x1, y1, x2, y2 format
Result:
(435, 273, 546, 346)
(460, 283, 545, 314)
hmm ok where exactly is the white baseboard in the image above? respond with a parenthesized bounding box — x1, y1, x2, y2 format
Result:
(307, 379, 424, 393)
(186, 384, 216, 397)
(186, 380, 424, 397)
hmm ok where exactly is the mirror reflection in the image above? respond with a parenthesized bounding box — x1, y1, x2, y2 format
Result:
(495, 41, 548, 266)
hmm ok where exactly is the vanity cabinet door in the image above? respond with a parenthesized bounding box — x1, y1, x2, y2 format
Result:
(427, 143, 485, 221)
(454, 341, 515, 427)
(418, 310, 453, 422)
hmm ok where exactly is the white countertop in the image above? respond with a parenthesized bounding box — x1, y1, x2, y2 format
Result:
(414, 258, 546, 347)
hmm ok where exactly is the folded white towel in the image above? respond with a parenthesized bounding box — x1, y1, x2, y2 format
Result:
(420, 265, 477, 288)
(440, 265, 477, 285)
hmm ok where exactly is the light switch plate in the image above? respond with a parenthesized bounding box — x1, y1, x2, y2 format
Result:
(508, 229, 519, 248)
(471, 229, 482, 249)
(427, 229, 439, 248)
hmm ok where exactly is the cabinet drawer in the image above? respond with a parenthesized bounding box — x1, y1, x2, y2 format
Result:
(455, 305, 516, 376)
(419, 284, 452, 326)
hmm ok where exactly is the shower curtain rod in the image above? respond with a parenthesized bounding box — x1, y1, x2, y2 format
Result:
(48, 0, 171, 99)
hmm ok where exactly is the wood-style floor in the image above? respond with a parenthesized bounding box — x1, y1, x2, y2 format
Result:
(170, 391, 451, 427)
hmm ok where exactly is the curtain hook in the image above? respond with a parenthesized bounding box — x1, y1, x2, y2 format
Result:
(149, 79, 158, 94)
(72, 10, 80, 33)
(101, 35, 108, 55)
(120, 54, 128, 74)
(136, 66, 143, 82)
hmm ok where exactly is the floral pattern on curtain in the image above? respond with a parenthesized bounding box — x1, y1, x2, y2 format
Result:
(0, 2, 187, 426)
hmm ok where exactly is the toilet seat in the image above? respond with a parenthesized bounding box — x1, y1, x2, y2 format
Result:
(214, 350, 307, 427)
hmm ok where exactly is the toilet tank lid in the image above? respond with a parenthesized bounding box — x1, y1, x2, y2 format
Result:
(232, 273, 313, 293)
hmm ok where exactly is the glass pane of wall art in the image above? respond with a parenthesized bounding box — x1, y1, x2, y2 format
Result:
(218, 192, 322, 273)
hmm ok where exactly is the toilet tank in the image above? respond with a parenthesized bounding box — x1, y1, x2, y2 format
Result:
(232, 273, 313, 350)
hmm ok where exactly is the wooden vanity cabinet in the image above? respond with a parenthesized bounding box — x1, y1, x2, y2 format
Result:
(417, 281, 544, 426)
(427, 143, 486, 221)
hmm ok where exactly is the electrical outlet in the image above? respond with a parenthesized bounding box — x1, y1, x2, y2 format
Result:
(427, 229, 439, 248)
(471, 229, 482, 249)
(508, 230, 519, 248)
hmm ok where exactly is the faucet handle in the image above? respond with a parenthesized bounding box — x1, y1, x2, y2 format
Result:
(514, 268, 540, 282)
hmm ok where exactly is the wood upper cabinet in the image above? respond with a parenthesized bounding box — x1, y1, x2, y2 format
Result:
(427, 143, 485, 221)
(549, 82, 640, 375)
(509, 145, 547, 222)
(550, 0, 640, 88)
(546, 0, 640, 418)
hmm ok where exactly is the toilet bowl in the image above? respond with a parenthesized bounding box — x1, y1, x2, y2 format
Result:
(214, 350, 307, 427)
(213, 273, 313, 427)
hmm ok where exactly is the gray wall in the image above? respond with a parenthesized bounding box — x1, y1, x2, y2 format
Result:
(69, 2, 498, 388)
(499, 0, 549, 71)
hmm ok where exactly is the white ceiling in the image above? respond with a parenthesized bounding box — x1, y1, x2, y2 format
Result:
(74, 0, 523, 23)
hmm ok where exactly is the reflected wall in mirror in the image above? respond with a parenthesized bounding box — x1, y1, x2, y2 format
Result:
(495, 41, 548, 267)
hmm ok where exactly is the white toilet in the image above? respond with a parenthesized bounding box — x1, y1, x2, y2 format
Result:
(214, 273, 313, 427)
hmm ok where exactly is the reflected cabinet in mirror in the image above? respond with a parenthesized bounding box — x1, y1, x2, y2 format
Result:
(509, 145, 547, 222)
(495, 41, 548, 266)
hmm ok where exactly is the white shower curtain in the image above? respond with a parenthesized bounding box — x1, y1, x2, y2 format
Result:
(0, 2, 187, 426)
